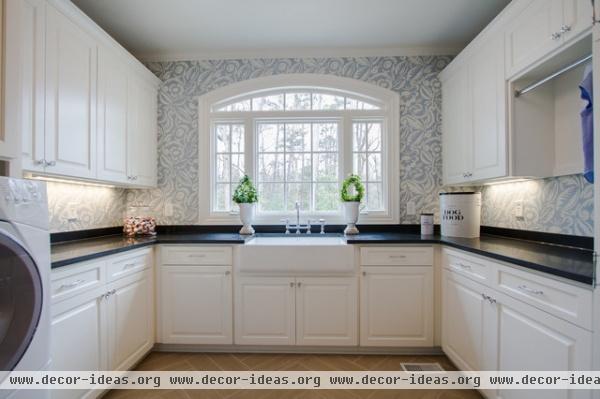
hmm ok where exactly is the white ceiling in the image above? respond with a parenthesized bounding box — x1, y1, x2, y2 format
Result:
(72, 0, 511, 61)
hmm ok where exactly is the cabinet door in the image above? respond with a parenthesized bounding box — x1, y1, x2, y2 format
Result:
(235, 277, 295, 345)
(442, 66, 470, 184)
(9, 0, 45, 173)
(361, 266, 433, 347)
(50, 288, 106, 399)
(505, 0, 563, 78)
(562, 0, 593, 43)
(97, 46, 129, 183)
(442, 270, 488, 371)
(296, 277, 357, 346)
(468, 35, 507, 181)
(127, 74, 157, 187)
(44, 5, 97, 178)
(106, 270, 153, 371)
(159, 266, 232, 345)
(491, 289, 592, 399)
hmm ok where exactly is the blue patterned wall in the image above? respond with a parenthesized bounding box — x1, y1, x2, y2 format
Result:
(125, 56, 454, 225)
(101, 56, 591, 237)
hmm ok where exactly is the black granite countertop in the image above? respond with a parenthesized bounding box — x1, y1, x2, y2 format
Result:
(50, 233, 246, 268)
(345, 233, 594, 284)
(50, 230, 595, 285)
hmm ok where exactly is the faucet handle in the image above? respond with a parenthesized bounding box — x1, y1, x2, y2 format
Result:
(306, 219, 313, 235)
(318, 218, 326, 234)
(280, 218, 290, 234)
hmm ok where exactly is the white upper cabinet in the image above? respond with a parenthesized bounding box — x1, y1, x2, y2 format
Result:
(505, 0, 592, 78)
(44, 4, 97, 179)
(469, 35, 507, 181)
(442, 65, 469, 185)
(97, 46, 129, 184)
(441, 35, 507, 184)
(441, 0, 593, 185)
(8, 0, 159, 186)
(8, 0, 45, 174)
(127, 74, 158, 187)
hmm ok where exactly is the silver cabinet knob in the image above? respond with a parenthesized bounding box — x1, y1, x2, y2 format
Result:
(560, 25, 571, 33)
(45, 160, 56, 167)
(33, 159, 45, 166)
(290, 282, 295, 287)
(225, 271, 231, 275)
(551, 32, 562, 40)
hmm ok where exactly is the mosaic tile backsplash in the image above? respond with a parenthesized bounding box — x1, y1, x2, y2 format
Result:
(46, 56, 594, 236)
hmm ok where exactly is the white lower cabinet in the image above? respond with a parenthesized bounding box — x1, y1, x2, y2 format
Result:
(492, 289, 592, 399)
(159, 265, 233, 344)
(442, 251, 593, 399)
(50, 287, 106, 399)
(442, 270, 493, 372)
(235, 277, 296, 345)
(234, 276, 358, 346)
(50, 249, 153, 399)
(360, 266, 433, 347)
(296, 277, 357, 346)
(107, 269, 154, 371)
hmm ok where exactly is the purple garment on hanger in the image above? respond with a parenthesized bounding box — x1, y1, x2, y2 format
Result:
(579, 64, 594, 183)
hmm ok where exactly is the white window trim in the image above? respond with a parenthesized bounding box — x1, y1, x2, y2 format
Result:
(198, 74, 400, 225)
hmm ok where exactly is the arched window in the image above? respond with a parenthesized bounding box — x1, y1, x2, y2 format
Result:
(198, 74, 399, 225)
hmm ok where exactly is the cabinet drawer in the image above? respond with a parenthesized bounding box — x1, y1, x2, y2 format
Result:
(442, 248, 492, 285)
(161, 246, 232, 265)
(51, 260, 105, 303)
(495, 265, 593, 330)
(360, 246, 433, 266)
(107, 249, 152, 282)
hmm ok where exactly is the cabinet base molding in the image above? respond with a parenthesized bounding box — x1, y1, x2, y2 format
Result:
(153, 344, 443, 356)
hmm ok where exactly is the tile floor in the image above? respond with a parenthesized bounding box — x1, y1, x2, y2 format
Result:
(102, 352, 482, 399)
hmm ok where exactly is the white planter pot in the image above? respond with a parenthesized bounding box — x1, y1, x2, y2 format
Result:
(238, 203, 256, 235)
(343, 201, 360, 235)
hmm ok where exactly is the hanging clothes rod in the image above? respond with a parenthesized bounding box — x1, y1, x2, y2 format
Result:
(514, 54, 592, 97)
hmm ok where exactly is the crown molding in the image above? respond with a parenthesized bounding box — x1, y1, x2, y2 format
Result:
(135, 45, 462, 63)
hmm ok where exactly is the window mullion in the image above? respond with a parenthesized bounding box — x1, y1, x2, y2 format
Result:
(342, 115, 353, 179)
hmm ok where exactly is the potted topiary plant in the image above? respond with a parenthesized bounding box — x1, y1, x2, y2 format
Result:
(232, 175, 258, 235)
(340, 174, 365, 235)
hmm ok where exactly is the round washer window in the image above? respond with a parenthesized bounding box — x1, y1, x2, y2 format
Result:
(0, 232, 43, 371)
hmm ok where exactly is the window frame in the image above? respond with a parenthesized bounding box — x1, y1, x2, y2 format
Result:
(198, 74, 400, 225)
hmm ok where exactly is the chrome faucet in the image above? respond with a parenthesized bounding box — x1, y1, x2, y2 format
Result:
(281, 201, 311, 234)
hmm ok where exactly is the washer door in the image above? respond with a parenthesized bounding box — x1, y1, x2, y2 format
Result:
(0, 232, 42, 371)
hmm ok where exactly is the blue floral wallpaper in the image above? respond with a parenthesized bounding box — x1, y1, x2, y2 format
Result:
(126, 56, 454, 225)
(46, 56, 594, 236)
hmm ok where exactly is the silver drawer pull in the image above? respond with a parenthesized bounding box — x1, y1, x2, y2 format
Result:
(517, 284, 544, 296)
(225, 271, 231, 275)
(452, 262, 472, 271)
(188, 254, 207, 258)
(123, 263, 137, 269)
(388, 255, 406, 259)
(60, 279, 85, 290)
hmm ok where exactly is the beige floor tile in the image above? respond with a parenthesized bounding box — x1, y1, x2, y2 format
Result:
(102, 352, 482, 399)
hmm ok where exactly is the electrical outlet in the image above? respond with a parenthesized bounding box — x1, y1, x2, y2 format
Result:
(164, 202, 173, 217)
(514, 200, 524, 219)
(406, 201, 416, 216)
(67, 202, 79, 222)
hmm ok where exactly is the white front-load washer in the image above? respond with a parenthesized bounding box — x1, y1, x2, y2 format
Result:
(0, 177, 50, 399)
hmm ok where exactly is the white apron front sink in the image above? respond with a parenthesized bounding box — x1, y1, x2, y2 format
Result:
(239, 235, 355, 275)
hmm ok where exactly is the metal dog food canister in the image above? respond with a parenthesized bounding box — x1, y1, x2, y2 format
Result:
(439, 192, 481, 238)
(420, 213, 434, 235)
